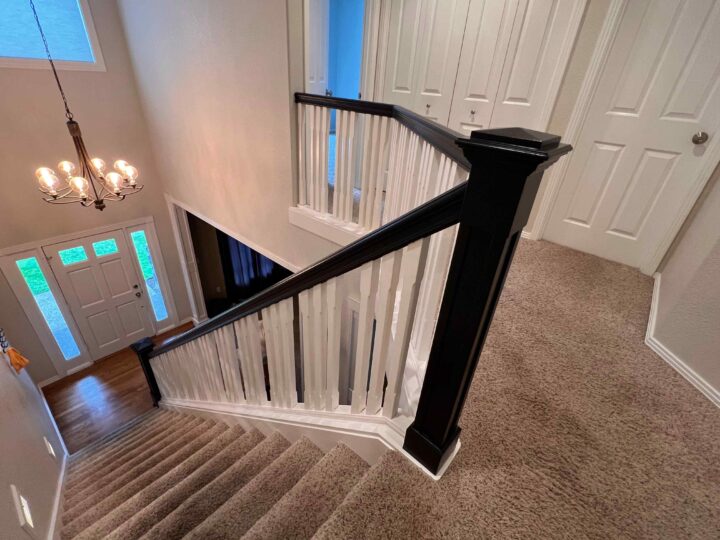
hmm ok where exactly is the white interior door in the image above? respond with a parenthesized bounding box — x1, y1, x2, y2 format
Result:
(545, 0, 720, 273)
(382, 0, 470, 125)
(488, 0, 585, 130)
(305, 0, 329, 95)
(43, 230, 155, 360)
(447, 0, 520, 134)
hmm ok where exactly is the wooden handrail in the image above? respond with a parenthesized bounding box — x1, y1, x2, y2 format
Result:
(149, 182, 467, 359)
(295, 92, 470, 169)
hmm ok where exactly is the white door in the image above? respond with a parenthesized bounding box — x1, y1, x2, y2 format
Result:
(544, 0, 720, 273)
(43, 230, 155, 359)
(447, 0, 520, 134)
(305, 0, 329, 95)
(382, 0, 470, 125)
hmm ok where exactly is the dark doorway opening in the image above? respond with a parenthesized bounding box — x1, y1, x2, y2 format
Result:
(186, 213, 292, 318)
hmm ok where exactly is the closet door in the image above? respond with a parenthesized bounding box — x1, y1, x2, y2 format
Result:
(488, 0, 585, 130)
(448, 0, 520, 134)
(382, 0, 470, 125)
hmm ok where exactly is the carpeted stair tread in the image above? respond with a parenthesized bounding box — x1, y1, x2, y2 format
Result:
(65, 415, 204, 504)
(61, 420, 225, 538)
(185, 437, 324, 540)
(312, 451, 431, 540)
(66, 411, 185, 490)
(67, 410, 176, 480)
(68, 408, 163, 466)
(142, 431, 289, 540)
(73, 425, 245, 540)
(243, 443, 370, 540)
(105, 428, 265, 540)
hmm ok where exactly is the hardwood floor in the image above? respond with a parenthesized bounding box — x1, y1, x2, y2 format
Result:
(42, 323, 193, 454)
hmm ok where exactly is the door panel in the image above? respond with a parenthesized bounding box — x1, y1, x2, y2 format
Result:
(383, 0, 470, 124)
(489, 0, 583, 130)
(305, 0, 329, 94)
(44, 229, 155, 359)
(448, 0, 519, 133)
(545, 0, 720, 271)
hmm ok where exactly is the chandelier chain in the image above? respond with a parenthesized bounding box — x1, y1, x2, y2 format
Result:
(29, 0, 74, 120)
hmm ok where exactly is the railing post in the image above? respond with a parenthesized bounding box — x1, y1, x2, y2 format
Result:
(403, 127, 572, 474)
(131, 337, 161, 407)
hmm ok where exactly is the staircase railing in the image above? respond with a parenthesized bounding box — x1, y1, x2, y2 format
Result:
(134, 93, 570, 474)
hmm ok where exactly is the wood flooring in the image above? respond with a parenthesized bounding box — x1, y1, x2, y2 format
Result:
(42, 323, 193, 454)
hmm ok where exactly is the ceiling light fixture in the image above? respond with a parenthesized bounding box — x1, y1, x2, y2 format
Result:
(29, 0, 142, 210)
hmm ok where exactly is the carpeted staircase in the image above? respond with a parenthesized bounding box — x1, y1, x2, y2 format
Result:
(60, 408, 376, 539)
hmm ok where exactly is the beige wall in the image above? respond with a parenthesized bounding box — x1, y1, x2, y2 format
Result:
(0, 355, 66, 539)
(116, 0, 338, 275)
(652, 164, 720, 398)
(526, 0, 611, 233)
(0, 0, 192, 383)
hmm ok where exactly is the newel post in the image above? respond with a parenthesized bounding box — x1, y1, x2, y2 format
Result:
(131, 337, 161, 407)
(403, 128, 572, 474)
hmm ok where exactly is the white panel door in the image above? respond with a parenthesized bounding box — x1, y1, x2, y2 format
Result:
(447, 0, 520, 134)
(382, 0, 470, 125)
(489, 0, 585, 130)
(545, 0, 720, 272)
(44, 230, 155, 359)
(305, 0, 329, 95)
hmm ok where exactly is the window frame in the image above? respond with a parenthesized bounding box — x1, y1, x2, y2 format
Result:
(0, 0, 106, 71)
(0, 247, 92, 376)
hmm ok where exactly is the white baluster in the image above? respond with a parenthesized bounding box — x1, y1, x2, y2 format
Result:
(306, 105, 316, 210)
(261, 305, 282, 406)
(320, 106, 330, 214)
(365, 250, 402, 414)
(298, 289, 316, 409)
(325, 278, 341, 411)
(278, 298, 298, 407)
(298, 103, 307, 206)
(343, 111, 357, 222)
(358, 114, 373, 229)
(371, 116, 390, 229)
(383, 238, 430, 418)
(311, 284, 327, 409)
(234, 315, 267, 405)
(351, 260, 380, 414)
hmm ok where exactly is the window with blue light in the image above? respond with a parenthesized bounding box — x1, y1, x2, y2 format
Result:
(16, 257, 81, 360)
(0, 0, 95, 63)
(130, 230, 169, 323)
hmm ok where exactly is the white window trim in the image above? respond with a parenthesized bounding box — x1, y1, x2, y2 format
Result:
(0, 246, 92, 376)
(0, 0, 106, 72)
(0, 217, 179, 376)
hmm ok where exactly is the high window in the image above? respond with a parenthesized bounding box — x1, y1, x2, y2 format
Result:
(0, 0, 101, 67)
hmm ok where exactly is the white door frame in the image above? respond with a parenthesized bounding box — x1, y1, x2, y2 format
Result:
(0, 217, 179, 375)
(530, 0, 720, 274)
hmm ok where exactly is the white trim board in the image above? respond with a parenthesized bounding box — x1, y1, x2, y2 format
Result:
(165, 194, 302, 273)
(645, 273, 720, 409)
(47, 443, 68, 540)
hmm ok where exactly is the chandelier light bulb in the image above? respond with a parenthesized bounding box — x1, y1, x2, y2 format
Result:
(69, 176, 89, 197)
(113, 160, 130, 174)
(105, 171, 123, 193)
(91, 158, 106, 174)
(124, 165, 139, 185)
(57, 161, 76, 176)
(36, 168, 60, 194)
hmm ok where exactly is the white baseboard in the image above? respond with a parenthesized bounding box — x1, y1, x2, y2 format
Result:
(645, 273, 720, 408)
(47, 453, 67, 540)
(65, 361, 93, 376)
(38, 375, 62, 389)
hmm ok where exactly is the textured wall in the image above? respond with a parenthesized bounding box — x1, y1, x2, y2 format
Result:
(0, 0, 192, 383)
(116, 0, 338, 273)
(653, 163, 720, 398)
(0, 355, 65, 539)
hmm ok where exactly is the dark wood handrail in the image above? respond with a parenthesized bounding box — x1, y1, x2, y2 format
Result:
(295, 92, 470, 170)
(149, 182, 467, 359)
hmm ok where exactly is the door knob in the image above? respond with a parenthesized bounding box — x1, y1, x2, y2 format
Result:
(135, 292, 142, 297)
(692, 131, 709, 145)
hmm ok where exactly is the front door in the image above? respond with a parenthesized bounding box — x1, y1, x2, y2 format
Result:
(544, 0, 720, 273)
(43, 230, 155, 360)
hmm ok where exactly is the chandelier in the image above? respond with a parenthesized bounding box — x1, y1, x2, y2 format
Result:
(30, 0, 142, 211)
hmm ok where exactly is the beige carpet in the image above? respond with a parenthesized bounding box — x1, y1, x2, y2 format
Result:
(60, 240, 720, 539)
(316, 239, 720, 538)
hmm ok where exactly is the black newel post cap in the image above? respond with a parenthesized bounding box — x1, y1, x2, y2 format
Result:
(469, 127, 561, 149)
